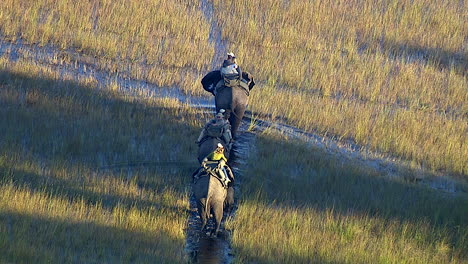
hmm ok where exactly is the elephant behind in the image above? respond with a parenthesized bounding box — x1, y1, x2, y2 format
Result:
(193, 171, 227, 237)
(201, 71, 255, 137)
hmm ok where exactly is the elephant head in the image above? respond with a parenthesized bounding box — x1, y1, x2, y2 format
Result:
(201, 71, 255, 137)
(193, 169, 227, 237)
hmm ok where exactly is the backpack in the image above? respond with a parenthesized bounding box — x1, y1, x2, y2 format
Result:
(222, 73, 240, 87)
(206, 122, 225, 138)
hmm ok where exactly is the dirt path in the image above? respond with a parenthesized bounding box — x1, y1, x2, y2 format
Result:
(185, 128, 255, 263)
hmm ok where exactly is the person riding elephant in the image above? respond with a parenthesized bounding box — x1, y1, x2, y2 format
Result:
(196, 109, 232, 150)
(201, 52, 256, 137)
(197, 144, 235, 187)
(215, 52, 244, 96)
(219, 53, 242, 90)
(193, 143, 235, 213)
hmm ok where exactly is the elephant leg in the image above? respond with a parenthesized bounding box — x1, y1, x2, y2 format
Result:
(229, 106, 245, 138)
(212, 200, 224, 237)
(197, 199, 208, 232)
(224, 187, 235, 214)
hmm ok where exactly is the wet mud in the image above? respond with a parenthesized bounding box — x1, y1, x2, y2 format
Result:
(185, 127, 255, 264)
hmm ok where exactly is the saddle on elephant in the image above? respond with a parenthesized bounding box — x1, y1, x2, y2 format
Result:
(201, 70, 255, 96)
(196, 109, 233, 150)
(192, 143, 235, 188)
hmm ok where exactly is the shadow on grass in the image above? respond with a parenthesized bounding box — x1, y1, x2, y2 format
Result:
(360, 37, 467, 76)
(0, 210, 184, 263)
(0, 68, 199, 262)
(0, 166, 190, 215)
(237, 134, 468, 262)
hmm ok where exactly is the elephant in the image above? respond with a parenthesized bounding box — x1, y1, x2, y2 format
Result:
(197, 137, 235, 214)
(193, 170, 227, 237)
(201, 71, 255, 137)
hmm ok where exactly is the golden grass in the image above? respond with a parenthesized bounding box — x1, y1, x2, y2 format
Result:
(210, 0, 467, 176)
(1, 9, 467, 260)
(0, 55, 211, 262)
(0, 0, 466, 176)
(227, 131, 467, 263)
(0, 0, 214, 93)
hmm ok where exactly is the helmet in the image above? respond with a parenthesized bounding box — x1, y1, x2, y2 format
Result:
(217, 143, 224, 149)
(227, 52, 235, 58)
(216, 109, 225, 119)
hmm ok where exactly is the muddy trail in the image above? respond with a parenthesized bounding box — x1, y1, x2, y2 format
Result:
(185, 127, 255, 264)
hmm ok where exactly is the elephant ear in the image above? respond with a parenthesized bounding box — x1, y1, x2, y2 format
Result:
(242, 71, 255, 90)
(201, 70, 222, 94)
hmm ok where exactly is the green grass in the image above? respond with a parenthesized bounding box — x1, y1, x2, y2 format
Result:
(0, 55, 212, 263)
(0, 0, 466, 176)
(227, 130, 467, 263)
(0, 1, 467, 262)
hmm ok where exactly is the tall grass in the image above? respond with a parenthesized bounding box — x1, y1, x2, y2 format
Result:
(0, 54, 209, 262)
(0, 1, 467, 262)
(227, 130, 467, 263)
(0, 0, 214, 93)
(0, 0, 466, 176)
(210, 0, 467, 176)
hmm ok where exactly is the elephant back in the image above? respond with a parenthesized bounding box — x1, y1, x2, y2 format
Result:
(193, 174, 227, 211)
(198, 137, 230, 163)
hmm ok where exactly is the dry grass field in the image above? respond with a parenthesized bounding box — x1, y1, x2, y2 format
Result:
(210, 0, 467, 176)
(0, 55, 210, 263)
(227, 130, 467, 263)
(1, 0, 466, 176)
(0, 0, 467, 263)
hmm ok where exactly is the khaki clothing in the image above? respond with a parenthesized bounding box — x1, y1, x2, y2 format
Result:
(197, 118, 232, 147)
(199, 157, 235, 187)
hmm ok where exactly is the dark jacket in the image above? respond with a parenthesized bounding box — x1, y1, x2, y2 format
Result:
(201, 70, 255, 95)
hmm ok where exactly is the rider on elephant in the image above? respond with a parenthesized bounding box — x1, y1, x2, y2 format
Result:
(193, 143, 235, 188)
(196, 109, 233, 150)
(220, 53, 242, 79)
(214, 52, 248, 95)
(201, 52, 256, 137)
(203, 143, 235, 187)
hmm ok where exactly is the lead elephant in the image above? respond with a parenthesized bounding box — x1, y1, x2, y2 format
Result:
(201, 71, 255, 137)
(193, 171, 227, 237)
